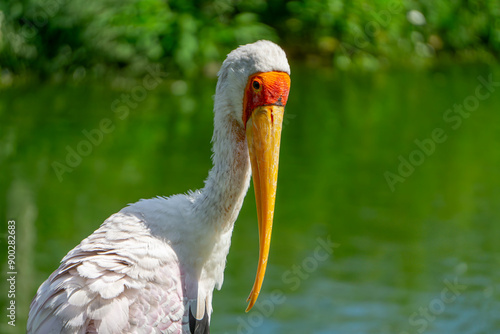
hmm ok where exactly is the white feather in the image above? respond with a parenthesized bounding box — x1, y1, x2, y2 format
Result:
(76, 261, 103, 279)
(67, 288, 94, 307)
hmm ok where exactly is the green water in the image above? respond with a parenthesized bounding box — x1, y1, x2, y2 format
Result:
(1, 65, 500, 333)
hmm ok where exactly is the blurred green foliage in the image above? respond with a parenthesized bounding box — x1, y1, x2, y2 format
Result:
(0, 0, 499, 78)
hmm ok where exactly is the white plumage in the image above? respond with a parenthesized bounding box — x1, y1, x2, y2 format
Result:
(28, 40, 291, 334)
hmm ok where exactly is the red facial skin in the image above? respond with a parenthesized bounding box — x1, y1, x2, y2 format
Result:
(243, 71, 291, 126)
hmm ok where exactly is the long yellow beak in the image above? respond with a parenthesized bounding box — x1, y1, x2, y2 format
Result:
(245, 104, 284, 312)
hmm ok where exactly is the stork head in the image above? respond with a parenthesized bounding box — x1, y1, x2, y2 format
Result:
(216, 40, 291, 311)
(215, 40, 290, 126)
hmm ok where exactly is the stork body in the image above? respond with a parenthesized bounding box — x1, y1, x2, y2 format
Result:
(28, 40, 291, 334)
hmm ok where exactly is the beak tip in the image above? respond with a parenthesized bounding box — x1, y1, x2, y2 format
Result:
(245, 299, 256, 312)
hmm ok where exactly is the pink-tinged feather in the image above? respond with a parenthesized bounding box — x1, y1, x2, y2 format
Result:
(77, 261, 104, 279)
(67, 288, 94, 307)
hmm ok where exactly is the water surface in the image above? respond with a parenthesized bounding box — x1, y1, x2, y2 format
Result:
(1, 65, 499, 333)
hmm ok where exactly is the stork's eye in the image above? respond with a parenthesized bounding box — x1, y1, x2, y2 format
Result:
(252, 80, 261, 91)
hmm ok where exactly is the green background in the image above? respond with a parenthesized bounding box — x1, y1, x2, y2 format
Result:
(1, 1, 500, 333)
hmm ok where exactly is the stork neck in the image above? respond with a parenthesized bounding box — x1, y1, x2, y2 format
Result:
(194, 113, 251, 230)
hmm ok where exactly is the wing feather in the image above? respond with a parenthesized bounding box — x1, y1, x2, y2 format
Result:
(28, 212, 189, 334)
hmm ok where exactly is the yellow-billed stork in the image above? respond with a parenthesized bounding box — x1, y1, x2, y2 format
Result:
(27, 40, 291, 334)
